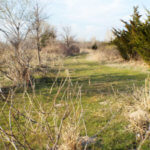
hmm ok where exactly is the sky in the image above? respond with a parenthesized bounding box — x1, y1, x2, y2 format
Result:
(39, 0, 150, 41)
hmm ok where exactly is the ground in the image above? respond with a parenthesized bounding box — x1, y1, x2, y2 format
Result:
(0, 52, 150, 149)
(63, 54, 148, 149)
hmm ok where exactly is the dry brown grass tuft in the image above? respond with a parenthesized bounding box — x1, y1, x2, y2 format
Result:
(41, 45, 64, 67)
(125, 78, 150, 149)
(59, 123, 80, 150)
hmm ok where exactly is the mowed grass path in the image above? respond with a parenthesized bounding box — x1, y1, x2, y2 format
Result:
(63, 54, 149, 149)
(64, 55, 147, 96)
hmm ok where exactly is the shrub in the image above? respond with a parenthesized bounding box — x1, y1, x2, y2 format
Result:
(91, 42, 98, 50)
(132, 20, 150, 65)
(112, 7, 140, 61)
(0, 49, 32, 86)
(113, 6, 150, 65)
(67, 45, 80, 56)
(61, 44, 80, 56)
(0, 78, 87, 149)
(40, 28, 56, 48)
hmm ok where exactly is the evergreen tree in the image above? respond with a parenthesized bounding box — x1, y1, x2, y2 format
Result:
(112, 6, 141, 60)
(132, 10, 150, 65)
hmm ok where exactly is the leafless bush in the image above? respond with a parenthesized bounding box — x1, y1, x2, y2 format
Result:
(0, 0, 32, 55)
(60, 26, 80, 56)
(0, 77, 87, 149)
(0, 0, 34, 86)
(61, 27, 75, 48)
(61, 44, 80, 56)
(0, 49, 32, 86)
(0, 0, 57, 85)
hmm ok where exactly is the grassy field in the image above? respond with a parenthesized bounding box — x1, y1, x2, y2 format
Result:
(0, 52, 149, 149)
(63, 54, 149, 149)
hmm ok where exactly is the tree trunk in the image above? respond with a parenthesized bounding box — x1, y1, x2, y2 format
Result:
(37, 44, 41, 66)
(14, 43, 20, 57)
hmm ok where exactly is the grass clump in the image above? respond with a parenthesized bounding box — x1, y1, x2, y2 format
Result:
(125, 78, 150, 149)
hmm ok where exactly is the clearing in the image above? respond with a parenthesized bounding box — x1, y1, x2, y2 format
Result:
(0, 52, 149, 149)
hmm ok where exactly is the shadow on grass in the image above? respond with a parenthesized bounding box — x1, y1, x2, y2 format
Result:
(32, 72, 146, 97)
(66, 52, 88, 58)
(0, 65, 147, 99)
(70, 73, 146, 96)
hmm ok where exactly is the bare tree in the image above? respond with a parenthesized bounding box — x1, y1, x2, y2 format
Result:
(0, 0, 32, 55)
(0, 0, 56, 85)
(31, 1, 55, 66)
(61, 26, 80, 56)
(0, 0, 33, 85)
(61, 26, 75, 49)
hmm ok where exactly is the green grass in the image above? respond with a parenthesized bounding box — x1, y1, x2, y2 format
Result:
(0, 53, 149, 149)
(63, 54, 148, 149)
(64, 55, 147, 95)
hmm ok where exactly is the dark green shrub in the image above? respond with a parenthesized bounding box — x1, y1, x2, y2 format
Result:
(131, 12, 150, 65)
(112, 7, 140, 61)
(91, 42, 98, 50)
(40, 29, 56, 48)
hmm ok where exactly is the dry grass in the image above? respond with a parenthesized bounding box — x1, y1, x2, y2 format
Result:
(0, 49, 32, 84)
(106, 60, 148, 73)
(125, 78, 150, 149)
(27, 45, 64, 67)
(1, 42, 149, 149)
(86, 45, 122, 63)
(85, 44, 149, 73)
(59, 123, 80, 150)
(41, 44, 64, 66)
(0, 44, 64, 86)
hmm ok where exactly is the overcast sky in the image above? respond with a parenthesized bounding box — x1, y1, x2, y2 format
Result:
(39, 0, 150, 41)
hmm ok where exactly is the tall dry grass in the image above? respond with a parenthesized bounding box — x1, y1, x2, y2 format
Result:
(125, 78, 150, 149)
(86, 45, 122, 63)
(85, 44, 149, 73)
